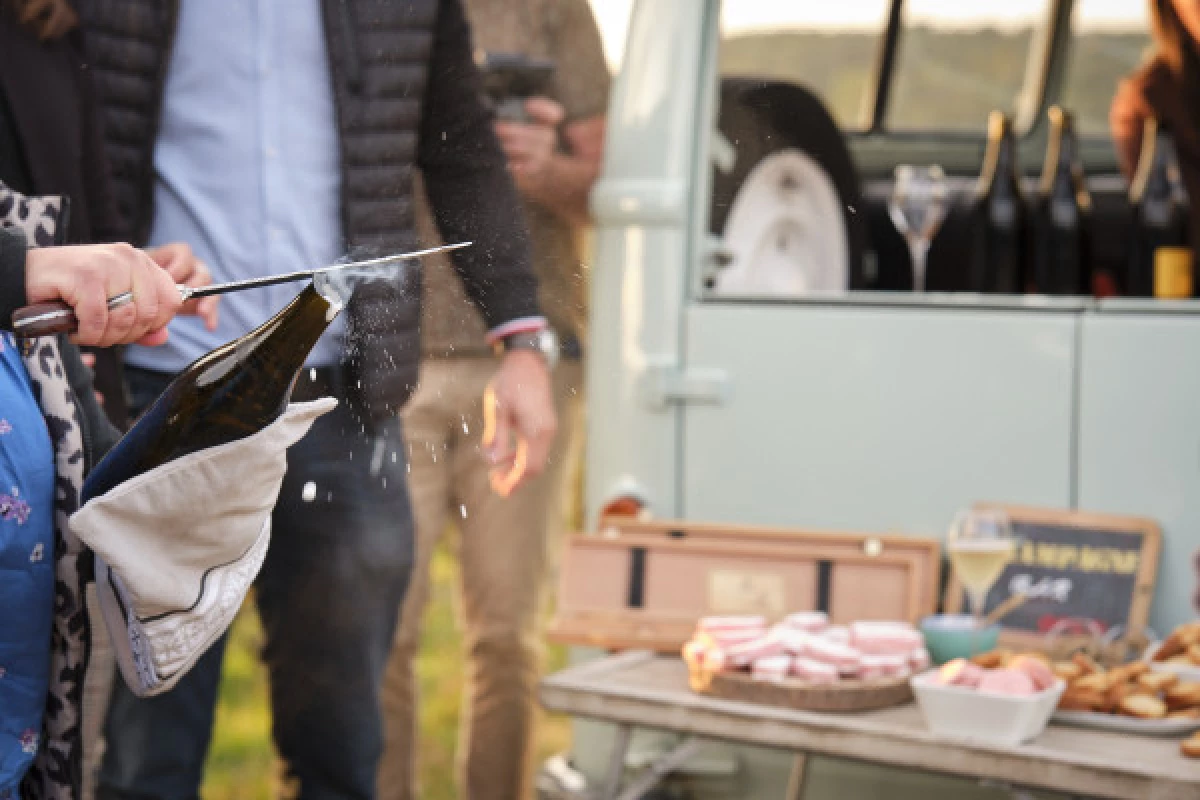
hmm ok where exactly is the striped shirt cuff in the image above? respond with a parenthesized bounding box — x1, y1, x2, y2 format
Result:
(485, 316, 548, 344)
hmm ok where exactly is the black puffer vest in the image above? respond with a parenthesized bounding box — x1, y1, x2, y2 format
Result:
(76, 0, 436, 420)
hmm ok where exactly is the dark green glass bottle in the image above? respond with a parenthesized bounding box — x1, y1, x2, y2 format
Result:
(967, 111, 1027, 293)
(83, 284, 337, 501)
(1127, 118, 1192, 297)
(1030, 106, 1092, 295)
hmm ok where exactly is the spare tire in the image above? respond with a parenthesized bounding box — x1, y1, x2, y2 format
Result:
(708, 78, 868, 293)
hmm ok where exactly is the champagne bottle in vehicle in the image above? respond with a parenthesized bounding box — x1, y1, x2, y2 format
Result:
(1029, 106, 1092, 295)
(82, 283, 340, 501)
(966, 111, 1027, 293)
(1127, 118, 1192, 298)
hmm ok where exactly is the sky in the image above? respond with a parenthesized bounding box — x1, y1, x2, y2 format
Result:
(587, 0, 1148, 69)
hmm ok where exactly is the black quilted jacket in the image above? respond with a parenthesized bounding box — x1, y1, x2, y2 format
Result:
(75, 0, 540, 420)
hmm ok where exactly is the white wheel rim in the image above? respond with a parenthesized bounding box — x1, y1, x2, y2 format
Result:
(714, 148, 849, 296)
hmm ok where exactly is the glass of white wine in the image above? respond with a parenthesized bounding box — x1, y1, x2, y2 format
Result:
(947, 509, 1017, 646)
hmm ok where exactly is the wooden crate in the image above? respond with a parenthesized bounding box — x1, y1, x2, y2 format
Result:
(548, 519, 941, 653)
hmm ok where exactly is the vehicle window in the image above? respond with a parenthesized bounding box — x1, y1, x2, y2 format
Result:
(887, 0, 1048, 131)
(717, 1, 890, 130)
(1059, 0, 1151, 137)
(588, 0, 634, 73)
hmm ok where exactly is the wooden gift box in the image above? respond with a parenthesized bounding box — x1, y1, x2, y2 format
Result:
(548, 519, 941, 653)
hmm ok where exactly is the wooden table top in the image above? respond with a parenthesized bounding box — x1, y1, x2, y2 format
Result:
(540, 652, 1200, 800)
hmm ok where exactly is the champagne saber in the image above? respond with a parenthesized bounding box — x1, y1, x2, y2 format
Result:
(11, 241, 472, 339)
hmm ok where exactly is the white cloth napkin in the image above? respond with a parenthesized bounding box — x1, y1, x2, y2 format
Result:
(69, 398, 336, 696)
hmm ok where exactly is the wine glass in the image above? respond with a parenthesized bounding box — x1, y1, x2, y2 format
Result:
(889, 165, 948, 292)
(947, 509, 1016, 648)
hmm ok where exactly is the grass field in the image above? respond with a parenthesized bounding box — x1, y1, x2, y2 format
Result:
(199, 540, 572, 800)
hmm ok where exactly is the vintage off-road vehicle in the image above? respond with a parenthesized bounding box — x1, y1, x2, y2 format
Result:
(543, 1, 1198, 798)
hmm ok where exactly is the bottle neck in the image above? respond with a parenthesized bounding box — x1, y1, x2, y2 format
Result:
(979, 134, 1019, 195)
(1159, 134, 1189, 203)
(1041, 127, 1089, 210)
(195, 284, 335, 390)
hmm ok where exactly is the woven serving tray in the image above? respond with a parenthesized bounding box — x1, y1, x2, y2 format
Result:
(690, 664, 913, 712)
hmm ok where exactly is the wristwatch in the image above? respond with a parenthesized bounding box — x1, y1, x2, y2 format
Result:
(496, 328, 559, 371)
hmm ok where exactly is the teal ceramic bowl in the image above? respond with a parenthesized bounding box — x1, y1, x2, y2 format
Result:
(920, 614, 1001, 665)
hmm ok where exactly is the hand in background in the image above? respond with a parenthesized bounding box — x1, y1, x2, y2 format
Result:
(25, 243, 182, 347)
(481, 350, 557, 495)
(147, 242, 219, 331)
(494, 96, 566, 196)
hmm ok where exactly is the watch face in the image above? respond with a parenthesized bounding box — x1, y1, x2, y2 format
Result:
(536, 329, 559, 368)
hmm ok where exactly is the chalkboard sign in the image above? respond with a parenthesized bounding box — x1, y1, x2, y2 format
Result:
(943, 505, 1161, 649)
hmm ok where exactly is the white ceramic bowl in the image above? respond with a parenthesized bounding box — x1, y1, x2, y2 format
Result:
(910, 670, 1066, 746)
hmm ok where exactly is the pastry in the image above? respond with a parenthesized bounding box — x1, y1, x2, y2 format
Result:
(751, 654, 792, 682)
(1072, 652, 1102, 675)
(1181, 735, 1200, 759)
(971, 649, 1010, 669)
(977, 669, 1036, 696)
(1108, 661, 1149, 684)
(790, 657, 839, 684)
(1156, 631, 1188, 662)
(1106, 681, 1151, 708)
(1137, 671, 1179, 693)
(1052, 661, 1083, 682)
(1009, 655, 1057, 692)
(1189, 643, 1200, 667)
(1182, 625, 1200, 647)
(1165, 681, 1200, 711)
(938, 658, 984, 688)
(1117, 694, 1168, 719)
(781, 611, 828, 633)
(1059, 687, 1108, 712)
(1074, 672, 1113, 693)
(1016, 651, 1051, 665)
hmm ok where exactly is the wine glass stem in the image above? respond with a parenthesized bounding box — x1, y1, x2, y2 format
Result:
(969, 589, 986, 655)
(909, 237, 929, 292)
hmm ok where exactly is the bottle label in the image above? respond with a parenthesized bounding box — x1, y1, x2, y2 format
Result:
(1154, 246, 1194, 299)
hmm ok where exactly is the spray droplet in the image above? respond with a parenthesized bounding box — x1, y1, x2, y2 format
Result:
(460, 504, 468, 519)
(391, 452, 397, 463)
(310, 368, 317, 382)
(462, 420, 469, 434)
(301, 482, 317, 502)
(370, 438, 385, 477)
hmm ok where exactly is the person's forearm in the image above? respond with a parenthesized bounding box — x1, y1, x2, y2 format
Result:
(522, 152, 600, 227)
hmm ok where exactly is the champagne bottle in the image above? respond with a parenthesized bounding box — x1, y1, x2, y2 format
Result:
(83, 283, 339, 501)
(1030, 106, 1092, 295)
(1127, 118, 1192, 298)
(967, 111, 1027, 293)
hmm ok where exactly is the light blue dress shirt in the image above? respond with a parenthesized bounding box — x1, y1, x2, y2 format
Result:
(125, 0, 346, 372)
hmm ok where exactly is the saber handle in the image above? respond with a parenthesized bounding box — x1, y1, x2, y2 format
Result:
(12, 292, 135, 338)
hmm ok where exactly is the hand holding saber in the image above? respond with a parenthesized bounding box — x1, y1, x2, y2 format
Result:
(12, 242, 472, 339)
